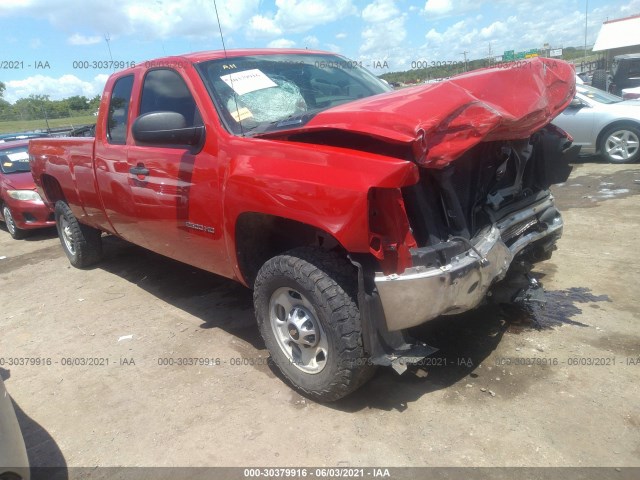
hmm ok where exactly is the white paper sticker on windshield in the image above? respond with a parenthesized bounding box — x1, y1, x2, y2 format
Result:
(220, 69, 277, 96)
(7, 152, 29, 162)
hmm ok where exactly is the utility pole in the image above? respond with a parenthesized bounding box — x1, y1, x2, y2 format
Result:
(40, 104, 50, 132)
(460, 51, 469, 71)
(584, 0, 588, 66)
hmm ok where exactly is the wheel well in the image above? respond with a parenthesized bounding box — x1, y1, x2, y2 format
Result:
(40, 174, 66, 204)
(596, 120, 640, 153)
(235, 213, 342, 287)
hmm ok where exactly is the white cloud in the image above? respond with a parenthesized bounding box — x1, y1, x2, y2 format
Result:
(267, 38, 296, 48)
(247, 14, 282, 37)
(30, 38, 42, 49)
(0, 0, 32, 15)
(360, 15, 406, 54)
(325, 43, 342, 53)
(273, 0, 356, 32)
(0, 0, 260, 40)
(4, 74, 108, 103)
(336, 32, 347, 39)
(358, 1, 407, 70)
(68, 33, 102, 45)
(424, 0, 453, 15)
(425, 28, 443, 44)
(480, 21, 507, 40)
(620, 0, 640, 15)
(362, 0, 399, 23)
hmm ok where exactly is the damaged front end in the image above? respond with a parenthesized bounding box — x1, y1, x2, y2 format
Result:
(357, 124, 579, 371)
(376, 125, 578, 331)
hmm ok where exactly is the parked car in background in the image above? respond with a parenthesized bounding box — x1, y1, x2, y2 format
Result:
(576, 72, 591, 85)
(622, 85, 640, 100)
(591, 54, 640, 96)
(0, 141, 55, 239)
(0, 132, 49, 143)
(553, 84, 640, 163)
(0, 376, 30, 480)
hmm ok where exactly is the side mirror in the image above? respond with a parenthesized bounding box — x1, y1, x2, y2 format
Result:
(132, 111, 204, 147)
(568, 97, 583, 109)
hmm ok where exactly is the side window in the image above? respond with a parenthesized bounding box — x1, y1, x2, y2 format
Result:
(140, 69, 203, 127)
(107, 75, 134, 145)
(628, 60, 640, 77)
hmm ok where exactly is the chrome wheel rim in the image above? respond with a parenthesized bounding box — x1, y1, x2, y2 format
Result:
(605, 130, 639, 161)
(3, 207, 16, 236)
(59, 216, 75, 255)
(269, 287, 328, 374)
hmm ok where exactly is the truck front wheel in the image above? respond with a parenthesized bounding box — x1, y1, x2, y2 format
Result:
(54, 201, 103, 268)
(253, 247, 375, 402)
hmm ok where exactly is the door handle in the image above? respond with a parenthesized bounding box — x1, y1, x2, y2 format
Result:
(129, 164, 149, 176)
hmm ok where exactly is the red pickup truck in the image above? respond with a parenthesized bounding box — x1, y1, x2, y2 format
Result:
(29, 50, 578, 401)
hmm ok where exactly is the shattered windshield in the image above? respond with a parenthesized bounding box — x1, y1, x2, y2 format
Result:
(195, 54, 391, 136)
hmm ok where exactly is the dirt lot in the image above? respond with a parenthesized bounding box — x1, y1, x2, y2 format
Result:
(1, 159, 639, 474)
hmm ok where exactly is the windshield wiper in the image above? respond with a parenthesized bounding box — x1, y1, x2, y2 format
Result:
(241, 109, 324, 137)
(275, 116, 306, 128)
(270, 109, 325, 128)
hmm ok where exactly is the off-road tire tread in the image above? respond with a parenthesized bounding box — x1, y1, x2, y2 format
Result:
(591, 69, 607, 91)
(54, 201, 103, 268)
(254, 247, 376, 402)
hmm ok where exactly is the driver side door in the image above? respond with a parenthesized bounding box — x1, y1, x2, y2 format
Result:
(126, 68, 228, 274)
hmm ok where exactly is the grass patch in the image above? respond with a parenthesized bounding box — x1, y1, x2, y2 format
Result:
(0, 115, 96, 134)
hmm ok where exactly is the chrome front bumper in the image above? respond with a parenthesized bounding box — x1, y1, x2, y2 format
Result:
(374, 196, 563, 331)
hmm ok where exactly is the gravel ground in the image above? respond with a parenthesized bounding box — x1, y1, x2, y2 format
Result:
(0, 160, 638, 475)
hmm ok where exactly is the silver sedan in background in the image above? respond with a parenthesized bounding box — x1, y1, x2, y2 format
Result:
(553, 84, 640, 163)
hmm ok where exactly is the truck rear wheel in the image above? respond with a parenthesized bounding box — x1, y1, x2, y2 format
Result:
(253, 247, 375, 402)
(54, 201, 103, 268)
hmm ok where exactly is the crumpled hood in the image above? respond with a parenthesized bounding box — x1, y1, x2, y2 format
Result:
(3, 171, 37, 190)
(262, 57, 576, 168)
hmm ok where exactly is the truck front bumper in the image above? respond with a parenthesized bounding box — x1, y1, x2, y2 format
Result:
(374, 196, 563, 331)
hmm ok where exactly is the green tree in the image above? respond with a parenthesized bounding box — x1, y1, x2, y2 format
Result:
(66, 95, 90, 111)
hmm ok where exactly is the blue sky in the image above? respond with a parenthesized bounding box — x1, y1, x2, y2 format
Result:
(1, 0, 639, 102)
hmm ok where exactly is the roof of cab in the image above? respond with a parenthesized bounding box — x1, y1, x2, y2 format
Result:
(153, 48, 335, 65)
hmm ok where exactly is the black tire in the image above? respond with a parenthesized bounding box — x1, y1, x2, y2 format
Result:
(54, 200, 103, 268)
(253, 247, 375, 402)
(2, 205, 29, 240)
(599, 124, 640, 164)
(591, 69, 607, 91)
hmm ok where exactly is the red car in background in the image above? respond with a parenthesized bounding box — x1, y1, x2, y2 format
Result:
(0, 140, 55, 239)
